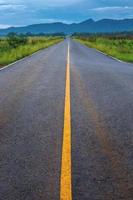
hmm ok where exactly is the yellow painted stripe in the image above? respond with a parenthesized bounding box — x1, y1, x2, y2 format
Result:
(60, 43, 72, 200)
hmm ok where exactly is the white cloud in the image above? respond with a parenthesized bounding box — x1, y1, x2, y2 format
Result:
(0, 4, 26, 10)
(0, 0, 83, 8)
(26, 0, 82, 6)
(35, 18, 74, 24)
(89, 6, 133, 12)
(0, 0, 23, 4)
(0, 24, 11, 28)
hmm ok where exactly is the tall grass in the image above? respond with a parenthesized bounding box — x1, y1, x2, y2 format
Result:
(74, 36, 133, 62)
(0, 36, 64, 66)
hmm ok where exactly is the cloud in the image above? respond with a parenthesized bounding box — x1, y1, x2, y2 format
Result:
(0, 1, 26, 11)
(34, 18, 74, 24)
(0, 0, 23, 4)
(25, 0, 83, 7)
(89, 6, 133, 12)
(87, 5, 133, 20)
(0, 4, 26, 10)
(0, 24, 11, 28)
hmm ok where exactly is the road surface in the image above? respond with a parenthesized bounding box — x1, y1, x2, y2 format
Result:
(0, 39, 133, 200)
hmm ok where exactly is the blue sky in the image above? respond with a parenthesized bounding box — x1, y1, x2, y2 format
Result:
(0, 0, 133, 28)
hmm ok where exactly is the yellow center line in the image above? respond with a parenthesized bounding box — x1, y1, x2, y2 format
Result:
(60, 43, 72, 200)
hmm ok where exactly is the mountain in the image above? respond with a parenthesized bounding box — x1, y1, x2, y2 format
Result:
(0, 19, 133, 35)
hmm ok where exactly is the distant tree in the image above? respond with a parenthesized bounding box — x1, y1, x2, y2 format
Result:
(26, 32, 34, 36)
(7, 32, 28, 48)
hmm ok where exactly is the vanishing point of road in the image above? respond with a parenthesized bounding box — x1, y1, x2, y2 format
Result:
(0, 39, 133, 200)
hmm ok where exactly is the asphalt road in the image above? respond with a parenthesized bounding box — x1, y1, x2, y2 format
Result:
(0, 39, 133, 200)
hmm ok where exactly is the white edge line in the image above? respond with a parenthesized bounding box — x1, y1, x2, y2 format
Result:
(0, 41, 63, 72)
(74, 39, 133, 65)
(91, 48, 133, 65)
(89, 47, 133, 65)
(0, 49, 45, 72)
(95, 49, 131, 64)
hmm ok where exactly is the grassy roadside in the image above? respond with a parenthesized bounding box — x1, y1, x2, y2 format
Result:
(74, 37, 133, 63)
(0, 36, 64, 67)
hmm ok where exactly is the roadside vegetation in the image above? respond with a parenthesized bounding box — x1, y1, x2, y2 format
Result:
(73, 33, 133, 62)
(0, 33, 64, 67)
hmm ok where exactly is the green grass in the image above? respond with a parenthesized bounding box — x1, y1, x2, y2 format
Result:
(0, 36, 64, 67)
(74, 37, 133, 62)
